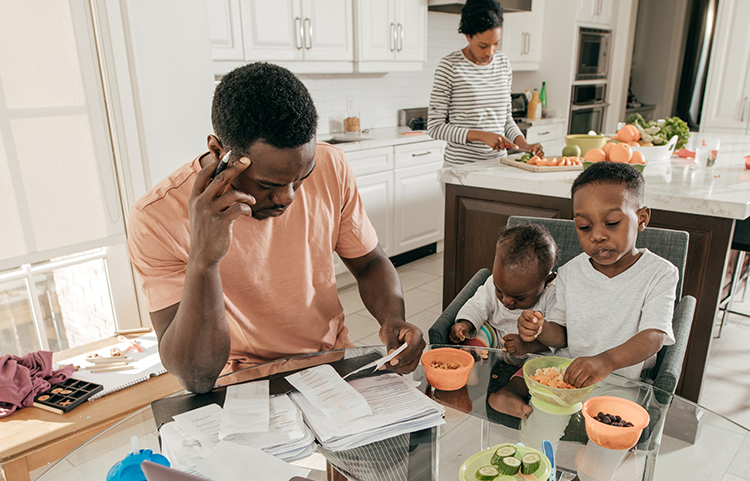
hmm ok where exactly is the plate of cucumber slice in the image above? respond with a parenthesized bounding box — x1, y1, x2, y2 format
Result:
(459, 443, 552, 481)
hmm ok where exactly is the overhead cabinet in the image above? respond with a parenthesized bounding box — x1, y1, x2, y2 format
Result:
(354, 0, 427, 72)
(701, 0, 750, 135)
(209, 0, 427, 74)
(576, 0, 612, 26)
(210, 0, 354, 74)
(501, 0, 545, 71)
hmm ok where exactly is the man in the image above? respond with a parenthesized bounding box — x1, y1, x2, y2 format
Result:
(127, 62, 425, 393)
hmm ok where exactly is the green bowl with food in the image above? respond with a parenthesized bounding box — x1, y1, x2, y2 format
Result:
(522, 356, 595, 411)
(565, 134, 607, 156)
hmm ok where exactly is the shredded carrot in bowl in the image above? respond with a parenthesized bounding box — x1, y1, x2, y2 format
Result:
(529, 366, 576, 389)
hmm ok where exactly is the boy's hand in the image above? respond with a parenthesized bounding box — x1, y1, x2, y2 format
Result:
(517, 310, 544, 342)
(450, 321, 474, 344)
(564, 354, 614, 388)
(502, 333, 528, 356)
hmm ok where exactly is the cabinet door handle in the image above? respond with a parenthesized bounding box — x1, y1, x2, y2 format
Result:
(536, 131, 550, 136)
(304, 17, 312, 49)
(525, 32, 530, 55)
(390, 23, 396, 52)
(598, 0, 603, 16)
(412, 151, 432, 157)
(742, 96, 749, 122)
(294, 17, 303, 50)
(398, 23, 404, 52)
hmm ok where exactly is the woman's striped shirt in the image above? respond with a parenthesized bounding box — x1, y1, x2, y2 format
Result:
(427, 49, 523, 165)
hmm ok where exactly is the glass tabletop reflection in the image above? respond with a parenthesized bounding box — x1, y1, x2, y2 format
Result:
(35, 345, 750, 481)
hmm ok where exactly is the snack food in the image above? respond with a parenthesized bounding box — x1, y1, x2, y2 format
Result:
(593, 412, 634, 427)
(430, 360, 464, 370)
(529, 366, 576, 389)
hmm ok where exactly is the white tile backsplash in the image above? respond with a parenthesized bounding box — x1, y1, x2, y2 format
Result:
(302, 12, 466, 135)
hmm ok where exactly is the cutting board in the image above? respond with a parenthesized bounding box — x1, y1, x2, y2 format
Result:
(501, 156, 583, 172)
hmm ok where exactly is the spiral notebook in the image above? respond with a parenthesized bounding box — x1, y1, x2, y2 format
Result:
(55, 332, 167, 401)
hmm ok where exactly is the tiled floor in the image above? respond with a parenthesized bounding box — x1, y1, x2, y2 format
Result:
(347, 250, 750, 431)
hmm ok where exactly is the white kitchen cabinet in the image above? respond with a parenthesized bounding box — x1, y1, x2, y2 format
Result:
(210, 0, 353, 74)
(354, 0, 427, 72)
(208, 0, 244, 60)
(701, 0, 750, 134)
(393, 141, 445, 255)
(576, 0, 612, 27)
(501, 0, 544, 71)
(526, 121, 565, 155)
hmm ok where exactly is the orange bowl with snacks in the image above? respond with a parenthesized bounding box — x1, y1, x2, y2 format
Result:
(582, 396, 650, 450)
(522, 356, 595, 410)
(421, 348, 475, 391)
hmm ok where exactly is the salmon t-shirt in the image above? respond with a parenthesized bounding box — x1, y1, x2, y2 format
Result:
(127, 142, 379, 372)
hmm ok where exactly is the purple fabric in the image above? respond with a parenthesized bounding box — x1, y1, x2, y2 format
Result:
(0, 351, 76, 418)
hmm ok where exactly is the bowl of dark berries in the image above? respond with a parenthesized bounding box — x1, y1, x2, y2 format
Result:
(582, 396, 650, 450)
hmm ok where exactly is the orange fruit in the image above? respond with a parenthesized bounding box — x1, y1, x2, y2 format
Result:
(602, 142, 616, 159)
(630, 151, 646, 164)
(584, 148, 606, 163)
(537, 157, 549, 166)
(628, 141, 640, 147)
(548, 157, 559, 166)
(616, 124, 640, 143)
(610, 143, 633, 163)
(528, 155, 539, 165)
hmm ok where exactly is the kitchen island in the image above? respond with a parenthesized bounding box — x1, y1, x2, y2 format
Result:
(438, 133, 750, 403)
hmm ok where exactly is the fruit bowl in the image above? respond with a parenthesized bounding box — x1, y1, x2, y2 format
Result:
(421, 347, 474, 391)
(628, 135, 678, 162)
(582, 396, 650, 450)
(565, 134, 607, 156)
(582, 160, 645, 173)
(522, 356, 595, 409)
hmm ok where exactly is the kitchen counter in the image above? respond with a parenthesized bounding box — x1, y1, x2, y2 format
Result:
(438, 132, 750, 403)
(439, 133, 750, 219)
(320, 127, 432, 153)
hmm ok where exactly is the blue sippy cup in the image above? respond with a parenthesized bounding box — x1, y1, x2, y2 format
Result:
(106, 435, 170, 481)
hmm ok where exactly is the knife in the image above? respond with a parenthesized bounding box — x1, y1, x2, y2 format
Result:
(543, 440, 555, 481)
(342, 343, 408, 380)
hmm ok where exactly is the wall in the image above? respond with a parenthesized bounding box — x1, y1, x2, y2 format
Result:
(300, 12, 466, 135)
(630, 0, 689, 121)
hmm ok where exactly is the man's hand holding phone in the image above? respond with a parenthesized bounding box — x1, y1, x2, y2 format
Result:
(188, 152, 255, 266)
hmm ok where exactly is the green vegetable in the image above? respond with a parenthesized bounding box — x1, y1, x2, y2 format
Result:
(475, 466, 500, 480)
(518, 152, 532, 162)
(496, 457, 521, 475)
(625, 113, 647, 129)
(660, 116, 690, 150)
(491, 446, 517, 464)
(521, 453, 541, 475)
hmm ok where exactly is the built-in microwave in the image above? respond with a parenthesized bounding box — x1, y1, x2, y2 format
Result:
(569, 84, 608, 134)
(576, 28, 610, 81)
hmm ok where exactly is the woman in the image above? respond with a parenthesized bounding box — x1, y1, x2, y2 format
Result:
(428, 0, 544, 165)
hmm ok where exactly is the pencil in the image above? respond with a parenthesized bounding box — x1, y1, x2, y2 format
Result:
(113, 327, 153, 335)
(87, 357, 134, 364)
(89, 365, 135, 373)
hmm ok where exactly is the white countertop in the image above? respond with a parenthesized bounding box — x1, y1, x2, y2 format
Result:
(438, 133, 750, 220)
(319, 127, 435, 153)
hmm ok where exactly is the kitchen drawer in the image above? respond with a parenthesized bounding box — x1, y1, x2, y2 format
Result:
(346, 146, 394, 176)
(394, 140, 445, 168)
(526, 123, 564, 144)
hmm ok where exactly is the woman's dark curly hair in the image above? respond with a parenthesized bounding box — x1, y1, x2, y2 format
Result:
(459, 0, 504, 36)
(211, 62, 318, 152)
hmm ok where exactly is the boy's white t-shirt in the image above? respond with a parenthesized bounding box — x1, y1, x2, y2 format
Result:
(456, 275, 557, 341)
(548, 249, 678, 380)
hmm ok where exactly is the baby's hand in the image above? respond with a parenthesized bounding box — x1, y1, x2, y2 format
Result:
(517, 310, 544, 342)
(450, 321, 474, 344)
(563, 354, 613, 388)
(502, 333, 527, 357)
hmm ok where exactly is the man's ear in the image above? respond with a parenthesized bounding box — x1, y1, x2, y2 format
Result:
(207, 135, 226, 161)
(637, 206, 651, 232)
(544, 271, 557, 288)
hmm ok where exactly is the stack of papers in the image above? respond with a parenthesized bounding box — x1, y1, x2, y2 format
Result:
(159, 380, 316, 474)
(289, 371, 445, 452)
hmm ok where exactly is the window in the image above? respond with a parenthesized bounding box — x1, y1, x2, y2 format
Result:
(0, 1, 139, 355)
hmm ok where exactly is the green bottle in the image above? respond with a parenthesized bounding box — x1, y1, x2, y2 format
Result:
(540, 81, 547, 109)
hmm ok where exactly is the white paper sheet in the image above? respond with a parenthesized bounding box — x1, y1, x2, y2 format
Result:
(172, 403, 222, 452)
(219, 380, 270, 438)
(195, 441, 310, 481)
(223, 394, 307, 449)
(285, 364, 372, 422)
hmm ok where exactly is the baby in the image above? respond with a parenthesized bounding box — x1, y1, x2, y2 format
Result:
(494, 162, 678, 419)
(450, 224, 558, 360)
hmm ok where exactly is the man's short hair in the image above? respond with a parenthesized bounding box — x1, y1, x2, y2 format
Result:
(571, 161, 645, 207)
(211, 62, 318, 152)
(495, 223, 557, 279)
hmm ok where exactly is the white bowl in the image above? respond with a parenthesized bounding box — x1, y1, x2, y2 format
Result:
(629, 135, 678, 162)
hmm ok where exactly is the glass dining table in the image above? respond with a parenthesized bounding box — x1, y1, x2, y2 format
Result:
(35, 345, 750, 481)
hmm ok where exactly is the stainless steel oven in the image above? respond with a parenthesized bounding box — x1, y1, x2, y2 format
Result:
(569, 84, 608, 134)
(576, 28, 610, 81)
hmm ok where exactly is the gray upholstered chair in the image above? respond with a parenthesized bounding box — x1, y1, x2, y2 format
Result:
(429, 215, 695, 403)
(505, 215, 695, 403)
